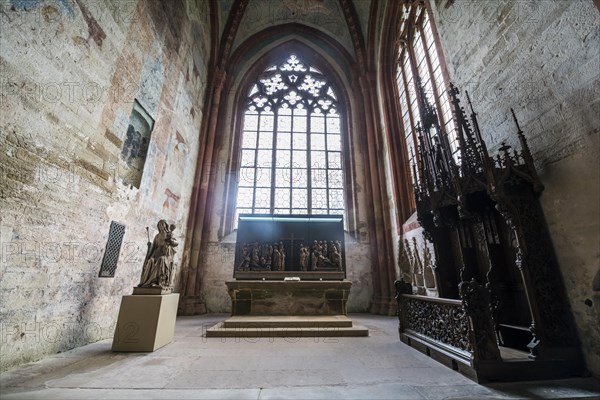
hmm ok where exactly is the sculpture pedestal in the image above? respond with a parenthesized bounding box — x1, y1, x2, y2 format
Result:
(112, 293, 179, 352)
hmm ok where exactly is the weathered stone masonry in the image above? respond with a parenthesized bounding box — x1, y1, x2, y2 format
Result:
(0, 0, 211, 371)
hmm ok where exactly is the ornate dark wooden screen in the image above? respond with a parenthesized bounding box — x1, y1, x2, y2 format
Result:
(394, 79, 584, 381)
(235, 55, 345, 226)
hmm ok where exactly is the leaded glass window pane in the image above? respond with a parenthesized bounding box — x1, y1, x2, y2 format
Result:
(255, 168, 272, 187)
(311, 151, 326, 169)
(327, 135, 341, 151)
(311, 116, 325, 132)
(239, 167, 255, 186)
(277, 133, 291, 149)
(292, 188, 308, 208)
(241, 150, 255, 167)
(242, 131, 257, 148)
(328, 170, 343, 186)
(258, 132, 273, 149)
(259, 113, 274, 131)
(275, 168, 291, 187)
(326, 116, 340, 133)
(292, 169, 307, 187)
(292, 134, 307, 150)
(244, 114, 259, 131)
(237, 188, 254, 208)
(255, 188, 271, 208)
(311, 169, 327, 188)
(278, 114, 292, 131)
(329, 189, 344, 209)
(275, 188, 290, 208)
(328, 152, 341, 169)
(293, 115, 307, 132)
(292, 150, 307, 168)
(312, 189, 327, 208)
(257, 150, 272, 167)
(276, 150, 291, 167)
(311, 134, 325, 149)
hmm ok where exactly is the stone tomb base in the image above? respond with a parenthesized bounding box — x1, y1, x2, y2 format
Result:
(112, 293, 179, 352)
(206, 280, 368, 337)
(226, 280, 352, 315)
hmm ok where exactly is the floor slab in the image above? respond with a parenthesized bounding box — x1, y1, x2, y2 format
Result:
(1, 314, 599, 400)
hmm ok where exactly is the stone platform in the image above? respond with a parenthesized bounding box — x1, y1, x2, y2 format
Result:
(206, 315, 369, 337)
(211, 280, 368, 337)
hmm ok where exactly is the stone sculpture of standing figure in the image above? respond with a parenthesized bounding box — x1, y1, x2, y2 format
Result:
(138, 220, 178, 289)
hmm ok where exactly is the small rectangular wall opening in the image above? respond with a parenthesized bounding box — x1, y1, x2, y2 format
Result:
(99, 221, 126, 277)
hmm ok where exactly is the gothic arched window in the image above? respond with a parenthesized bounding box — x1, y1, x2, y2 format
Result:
(396, 2, 455, 184)
(234, 55, 345, 225)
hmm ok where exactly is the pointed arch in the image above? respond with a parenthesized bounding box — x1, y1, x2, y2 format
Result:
(219, 39, 360, 237)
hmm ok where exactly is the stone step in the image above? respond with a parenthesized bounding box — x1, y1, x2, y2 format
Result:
(205, 322, 369, 338)
(222, 315, 354, 328)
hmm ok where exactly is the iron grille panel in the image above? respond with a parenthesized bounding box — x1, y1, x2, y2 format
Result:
(99, 221, 126, 277)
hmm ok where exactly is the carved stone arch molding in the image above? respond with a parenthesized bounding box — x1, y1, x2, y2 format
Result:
(180, 20, 397, 316)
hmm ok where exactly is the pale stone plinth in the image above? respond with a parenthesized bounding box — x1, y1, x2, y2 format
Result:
(112, 293, 179, 352)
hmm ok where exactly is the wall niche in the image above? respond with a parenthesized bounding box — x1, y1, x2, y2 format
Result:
(120, 100, 155, 188)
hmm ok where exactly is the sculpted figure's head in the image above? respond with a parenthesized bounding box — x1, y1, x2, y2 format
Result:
(157, 220, 168, 232)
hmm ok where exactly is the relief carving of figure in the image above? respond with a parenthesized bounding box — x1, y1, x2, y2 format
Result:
(279, 242, 286, 271)
(250, 242, 261, 270)
(331, 243, 342, 271)
(309, 239, 344, 270)
(310, 240, 319, 271)
(138, 220, 178, 289)
(273, 244, 281, 271)
(239, 243, 250, 271)
(299, 244, 309, 271)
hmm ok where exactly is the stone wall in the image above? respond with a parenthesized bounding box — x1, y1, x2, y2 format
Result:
(0, 0, 211, 371)
(430, 0, 600, 377)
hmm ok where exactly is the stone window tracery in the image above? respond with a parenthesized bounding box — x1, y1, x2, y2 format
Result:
(234, 55, 345, 226)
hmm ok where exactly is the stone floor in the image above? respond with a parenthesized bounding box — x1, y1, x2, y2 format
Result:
(1, 314, 599, 400)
